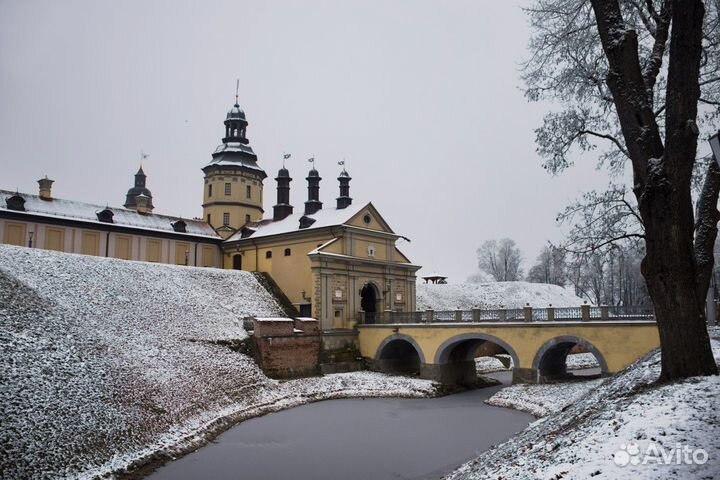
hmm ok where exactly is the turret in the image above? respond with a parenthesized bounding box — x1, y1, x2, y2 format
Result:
(304, 167, 322, 215)
(336, 167, 352, 209)
(273, 167, 294, 221)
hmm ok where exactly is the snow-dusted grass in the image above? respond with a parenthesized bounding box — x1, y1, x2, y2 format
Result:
(417, 281, 585, 310)
(486, 380, 603, 417)
(0, 245, 438, 479)
(444, 329, 720, 480)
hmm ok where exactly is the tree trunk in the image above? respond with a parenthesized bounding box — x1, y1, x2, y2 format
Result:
(591, 0, 718, 381)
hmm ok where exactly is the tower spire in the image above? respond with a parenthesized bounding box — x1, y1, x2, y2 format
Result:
(235, 79, 239, 105)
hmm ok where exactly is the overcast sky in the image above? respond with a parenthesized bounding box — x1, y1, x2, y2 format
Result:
(1, 0, 618, 282)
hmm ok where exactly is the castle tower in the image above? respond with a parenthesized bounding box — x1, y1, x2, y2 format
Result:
(124, 165, 154, 212)
(202, 98, 267, 237)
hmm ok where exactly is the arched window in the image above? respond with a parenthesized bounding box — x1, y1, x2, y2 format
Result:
(284, 248, 291, 256)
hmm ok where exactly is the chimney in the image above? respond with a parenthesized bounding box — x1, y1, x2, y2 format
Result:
(38, 177, 54, 201)
(273, 167, 294, 221)
(135, 193, 152, 214)
(336, 169, 352, 209)
(304, 168, 322, 215)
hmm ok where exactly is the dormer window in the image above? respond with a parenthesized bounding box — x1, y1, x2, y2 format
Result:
(299, 216, 316, 229)
(171, 220, 187, 233)
(6, 195, 26, 211)
(96, 208, 114, 223)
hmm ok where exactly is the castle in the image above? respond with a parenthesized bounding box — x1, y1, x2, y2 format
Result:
(0, 98, 420, 331)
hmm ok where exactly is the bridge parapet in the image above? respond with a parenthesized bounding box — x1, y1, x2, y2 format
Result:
(357, 305, 654, 325)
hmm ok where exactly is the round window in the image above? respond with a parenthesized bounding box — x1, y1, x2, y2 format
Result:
(363, 214, 371, 225)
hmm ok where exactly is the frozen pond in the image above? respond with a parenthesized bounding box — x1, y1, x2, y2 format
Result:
(147, 375, 533, 480)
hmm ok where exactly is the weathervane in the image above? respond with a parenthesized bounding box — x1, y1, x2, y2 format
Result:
(235, 79, 239, 105)
(308, 156, 315, 169)
(283, 153, 291, 168)
(140, 150, 149, 167)
(338, 159, 346, 173)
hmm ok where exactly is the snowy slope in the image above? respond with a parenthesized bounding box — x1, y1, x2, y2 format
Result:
(0, 245, 439, 478)
(417, 281, 585, 310)
(444, 329, 720, 480)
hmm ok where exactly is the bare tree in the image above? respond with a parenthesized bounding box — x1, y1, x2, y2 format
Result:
(524, 0, 720, 380)
(477, 238, 524, 281)
(527, 245, 567, 286)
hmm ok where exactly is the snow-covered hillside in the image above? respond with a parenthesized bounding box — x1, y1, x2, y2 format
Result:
(417, 281, 585, 310)
(0, 245, 437, 479)
(445, 330, 720, 480)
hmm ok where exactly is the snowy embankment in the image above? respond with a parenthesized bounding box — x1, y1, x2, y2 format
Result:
(0, 245, 437, 479)
(445, 329, 720, 480)
(417, 281, 585, 310)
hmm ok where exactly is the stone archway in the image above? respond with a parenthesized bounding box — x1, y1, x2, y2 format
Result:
(374, 334, 425, 375)
(532, 336, 609, 382)
(431, 333, 520, 385)
(360, 282, 380, 323)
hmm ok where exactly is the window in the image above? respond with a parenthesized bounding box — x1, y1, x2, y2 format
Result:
(246, 185, 251, 199)
(368, 244, 376, 257)
(208, 184, 212, 197)
(223, 212, 230, 226)
(265, 250, 272, 259)
(284, 248, 291, 256)
(207, 214, 212, 225)
(225, 183, 231, 196)
(245, 214, 251, 223)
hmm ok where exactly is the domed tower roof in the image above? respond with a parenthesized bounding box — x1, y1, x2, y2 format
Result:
(124, 163, 154, 211)
(226, 103, 246, 121)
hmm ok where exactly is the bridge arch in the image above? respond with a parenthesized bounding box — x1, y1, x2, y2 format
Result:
(374, 334, 426, 375)
(433, 333, 520, 367)
(532, 336, 609, 381)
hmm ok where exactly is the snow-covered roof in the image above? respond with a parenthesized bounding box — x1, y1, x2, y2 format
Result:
(205, 142, 266, 174)
(421, 272, 448, 279)
(0, 189, 220, 239)
(226, 201, 376, 241)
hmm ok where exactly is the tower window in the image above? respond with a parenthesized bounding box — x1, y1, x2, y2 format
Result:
(246, 185, 252, 199)
(223, 212, 230, 226)
(207, 214, 212, 225)
(284, 248, 291, 256)
(208, 184, 213, 197)
(245, 214, 251, 223)
(225, 183, 231, 196)
(265, 251, 272, 259)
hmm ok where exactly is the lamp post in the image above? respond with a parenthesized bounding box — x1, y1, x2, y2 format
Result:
(28, 231, 34, 248)
(708, 130, 720, 326)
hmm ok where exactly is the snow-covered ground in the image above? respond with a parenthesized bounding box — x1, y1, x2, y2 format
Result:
(486, 380, 603, 417)
(417, 281, 585, 310)
(445, 329, 720, 480)
(0, 245, 437, 479)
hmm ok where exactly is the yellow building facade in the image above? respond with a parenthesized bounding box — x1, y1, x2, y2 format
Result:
(0, 98, 421, 332)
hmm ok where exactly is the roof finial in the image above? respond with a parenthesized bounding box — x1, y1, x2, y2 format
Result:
(283, 153, 291, 168)
(235, 79, 239, 106)
(338, 158, 346, 173)
(140, 150, 149, 168)
(308, 156, 315, 169)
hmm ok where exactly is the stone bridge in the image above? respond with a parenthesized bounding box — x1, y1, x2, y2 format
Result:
(356, 306, 660, 384)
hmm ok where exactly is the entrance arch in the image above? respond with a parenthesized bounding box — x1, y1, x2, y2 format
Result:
(532, 336, 609, 382)
(360, 282, 380, 323)
(232, 254, 242, 270)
